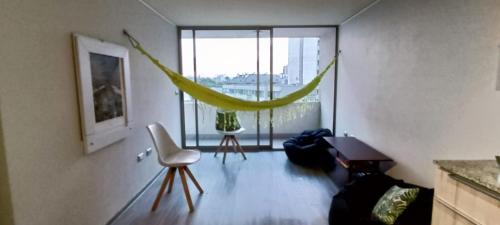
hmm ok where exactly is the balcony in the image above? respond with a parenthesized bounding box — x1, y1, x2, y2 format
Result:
(184, 101, 321, 149)
(180, 27, 336, 149)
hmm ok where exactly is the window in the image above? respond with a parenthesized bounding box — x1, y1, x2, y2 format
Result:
(179, 27, 337, 150)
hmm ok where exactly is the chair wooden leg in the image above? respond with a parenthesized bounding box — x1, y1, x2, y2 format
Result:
(214, 136, 226, 157)
(184, 166, 204, 193)
(223, 136, 230, 164)
(233, 137, 247, 160)
(167, 167, 177, 193)
(230, 136, 237, 152)
(151, 167, 173, 211)
(178, 167, 194, 212)
(230, 138, 236, 152)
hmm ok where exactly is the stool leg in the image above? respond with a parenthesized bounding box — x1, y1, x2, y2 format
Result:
(151, 167, 173, 211)
(214, 136, 226, 157)
(230, 136, 237, 153)
(179, 167, 194, 212)
(234, 136, 247, 160)
(184, 166, 204, 193)
(223, 137, 230, 164)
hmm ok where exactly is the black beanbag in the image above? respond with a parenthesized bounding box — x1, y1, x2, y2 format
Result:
(283, 129, 334, 168)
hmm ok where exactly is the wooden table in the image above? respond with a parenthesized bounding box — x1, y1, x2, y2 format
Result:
(323, 137, 393, 181)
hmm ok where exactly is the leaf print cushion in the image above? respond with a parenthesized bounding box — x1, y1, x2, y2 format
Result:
(371, 185, 420, 225)
(215, 110, 241, 132)
(216, 111, 226, 131)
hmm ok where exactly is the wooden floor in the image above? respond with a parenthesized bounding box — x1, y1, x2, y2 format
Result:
(111, 151, 338, 225)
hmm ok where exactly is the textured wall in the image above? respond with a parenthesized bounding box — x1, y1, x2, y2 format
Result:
(0, 0, 180, 224)
(0, 107, 15, 225)
(337, 0, 500, 187)
(319, 28, 337, 131)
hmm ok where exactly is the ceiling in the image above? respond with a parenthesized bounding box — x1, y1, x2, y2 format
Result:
(143, 0, 376, 26)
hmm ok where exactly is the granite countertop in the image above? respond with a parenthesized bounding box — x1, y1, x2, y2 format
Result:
(434, 160, 500, 195)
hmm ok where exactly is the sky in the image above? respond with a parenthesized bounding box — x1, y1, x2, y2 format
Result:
(181, 38, 289, 77)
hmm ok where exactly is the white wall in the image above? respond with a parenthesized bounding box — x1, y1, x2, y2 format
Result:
(0, 107, 15, 225)
(319, 28, 337, 130)
(337, 0, 500, 187)
(0, 0, 180, 224)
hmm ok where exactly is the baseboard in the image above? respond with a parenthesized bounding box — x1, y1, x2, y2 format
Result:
(106, 167, 166, 225)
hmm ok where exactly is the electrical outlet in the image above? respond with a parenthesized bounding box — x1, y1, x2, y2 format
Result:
(137, 152, 145, 162)
(146, 147, 153, 156)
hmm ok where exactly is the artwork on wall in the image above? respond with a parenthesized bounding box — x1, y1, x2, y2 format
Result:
(72, 34, 133, 154)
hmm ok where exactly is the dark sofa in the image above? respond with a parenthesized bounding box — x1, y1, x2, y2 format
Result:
(329, 173, 434, 225)
(283, 129, 334, 169)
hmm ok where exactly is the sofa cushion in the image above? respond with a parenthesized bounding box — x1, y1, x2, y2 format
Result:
(371, 186, 420, 225)
(329, 173, 434, 225)
(340, 173, 404, 214)
(393, 187, 434, 225)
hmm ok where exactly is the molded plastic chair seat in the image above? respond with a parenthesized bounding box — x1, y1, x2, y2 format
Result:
(161, 150, 201, 167)
(216, 127, 245, 135)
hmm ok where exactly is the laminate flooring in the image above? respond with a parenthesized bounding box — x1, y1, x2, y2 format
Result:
(111, 151, 338, 225)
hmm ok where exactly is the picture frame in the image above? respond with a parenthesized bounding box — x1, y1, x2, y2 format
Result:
(72, 34, 133, 154)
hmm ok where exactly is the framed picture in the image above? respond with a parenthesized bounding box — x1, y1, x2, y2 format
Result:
(72, 34, 133, 154)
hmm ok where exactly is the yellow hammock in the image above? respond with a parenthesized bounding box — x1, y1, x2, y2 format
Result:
(123, 30, 336, 111)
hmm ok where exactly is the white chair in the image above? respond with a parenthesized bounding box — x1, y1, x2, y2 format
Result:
(214, 110, 247, 164)
(214, 128, 247, 164)
(147, 122, 203, 212)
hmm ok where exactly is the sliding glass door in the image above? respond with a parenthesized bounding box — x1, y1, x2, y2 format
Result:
(180, 28, 272, 150)
(179, 27, 336, 150)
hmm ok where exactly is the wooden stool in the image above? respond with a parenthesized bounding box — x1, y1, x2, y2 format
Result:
(214, 128, 247, 164)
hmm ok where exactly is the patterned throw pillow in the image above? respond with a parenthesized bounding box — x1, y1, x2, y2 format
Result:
(215, 110, 241, 132)
(216, 111, 226, 131)
(371, 185, 420, 225)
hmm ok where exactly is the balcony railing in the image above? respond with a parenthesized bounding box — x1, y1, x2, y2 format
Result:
(184, 101, 321, 148)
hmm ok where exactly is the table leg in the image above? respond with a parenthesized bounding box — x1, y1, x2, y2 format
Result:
(372, 161, 380, 173)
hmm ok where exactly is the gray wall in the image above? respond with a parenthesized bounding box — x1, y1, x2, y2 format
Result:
(319, 28, 337, 130)
(0, 107, 15, 225)
(337, 0, 500, 187)
(0, 0, 180, 224)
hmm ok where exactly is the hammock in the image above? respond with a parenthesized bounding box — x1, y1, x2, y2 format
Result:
(123, 30, 336, 111)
